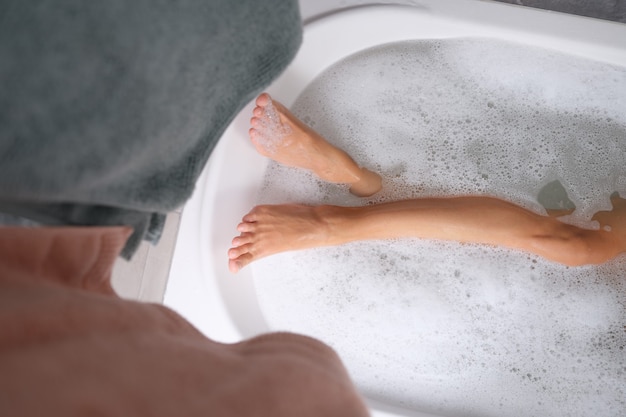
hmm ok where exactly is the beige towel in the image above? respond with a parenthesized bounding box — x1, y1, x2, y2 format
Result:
(0, 227, 369, 416)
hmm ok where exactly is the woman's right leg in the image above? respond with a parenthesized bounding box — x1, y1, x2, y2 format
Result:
(249, 93, 382, 197)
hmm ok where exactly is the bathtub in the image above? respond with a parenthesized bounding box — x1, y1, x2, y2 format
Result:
(164, 1, 626, 416)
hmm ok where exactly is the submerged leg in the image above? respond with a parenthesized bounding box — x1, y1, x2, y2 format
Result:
(248, 93, 382, 197)
(228, 195, 626, 273)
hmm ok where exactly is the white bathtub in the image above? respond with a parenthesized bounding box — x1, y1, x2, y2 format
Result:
(164, 2, 626, 416)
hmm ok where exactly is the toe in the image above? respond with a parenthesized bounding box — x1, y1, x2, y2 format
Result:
(250, 117, 262, 128)
(256, 93, 271, 107)
(229, 253, 254, 273)
(228, 258, 244, 273)
(253, 106, 264, 117)
(228, 243, 252, 259)
(237, 221, 256, 233)
(232, 232, 253, 247)
(242, 209, 261, 223)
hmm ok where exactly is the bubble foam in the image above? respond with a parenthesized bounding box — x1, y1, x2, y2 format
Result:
(253, 39, 626, 417)
(253, 98, 292, 155)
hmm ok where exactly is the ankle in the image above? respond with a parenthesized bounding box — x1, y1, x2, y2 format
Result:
(314, 205, 354, 246)
(349, 168, 382, 197)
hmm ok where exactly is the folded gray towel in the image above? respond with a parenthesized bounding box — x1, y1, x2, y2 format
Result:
(0, 0, 302, 257)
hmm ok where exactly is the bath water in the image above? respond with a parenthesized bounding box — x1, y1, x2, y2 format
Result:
(252, 39, 626, 417)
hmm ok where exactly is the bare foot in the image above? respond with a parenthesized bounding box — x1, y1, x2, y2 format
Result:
(249, 93, 382, 197)
(228, 204, 333, 273)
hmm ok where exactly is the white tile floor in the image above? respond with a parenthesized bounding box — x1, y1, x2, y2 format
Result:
(111, 210, 181, 302)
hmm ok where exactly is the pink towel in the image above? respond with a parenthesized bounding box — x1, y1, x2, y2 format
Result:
(0, 226, 369, 416)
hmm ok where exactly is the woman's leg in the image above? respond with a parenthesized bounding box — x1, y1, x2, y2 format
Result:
(248, 93, 382, 197)
(228, 195, 626, 272)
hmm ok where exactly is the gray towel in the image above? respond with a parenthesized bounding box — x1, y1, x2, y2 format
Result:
(0, 0, 302, 257)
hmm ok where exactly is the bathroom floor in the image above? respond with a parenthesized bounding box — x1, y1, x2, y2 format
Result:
(111, 210, 181, 301)
(111, 0, 625, 301)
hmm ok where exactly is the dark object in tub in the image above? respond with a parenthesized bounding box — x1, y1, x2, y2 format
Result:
(0, 0, 303, 258)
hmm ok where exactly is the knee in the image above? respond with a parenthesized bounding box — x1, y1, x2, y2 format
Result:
(531, 225, 594, 266)
(561, 233, 593, 266)
(551, 230, 595, 266)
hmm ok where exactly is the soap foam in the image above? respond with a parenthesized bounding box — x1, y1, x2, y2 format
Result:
(253, 98, 292, 155)
(252, 39, 626, 417)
